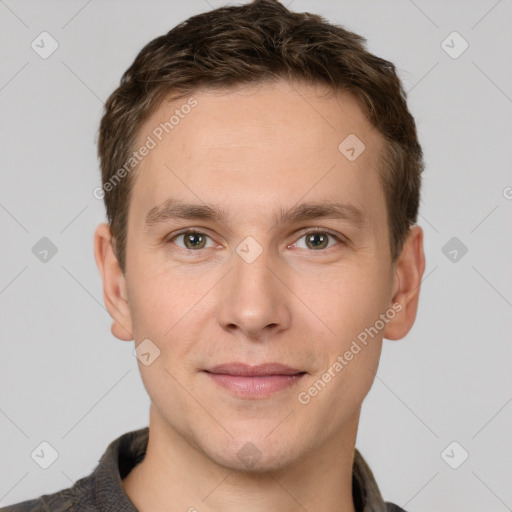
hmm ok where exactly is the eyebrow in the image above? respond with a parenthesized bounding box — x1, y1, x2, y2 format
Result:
(144, 198, 366, 230)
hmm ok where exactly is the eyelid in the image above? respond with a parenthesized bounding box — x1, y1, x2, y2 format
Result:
(293, 226, 345, 240)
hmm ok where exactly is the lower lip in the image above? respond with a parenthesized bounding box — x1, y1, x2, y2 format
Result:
(205, 372, 305, 398)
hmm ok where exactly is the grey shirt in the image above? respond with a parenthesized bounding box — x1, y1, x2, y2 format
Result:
(2, 427, 407, 512)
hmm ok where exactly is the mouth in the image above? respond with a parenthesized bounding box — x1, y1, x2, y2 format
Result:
(203, 363, 307, 399)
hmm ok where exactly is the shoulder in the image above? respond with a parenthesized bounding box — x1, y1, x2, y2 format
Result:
(1, 479, 96, 512)
(1, 427, 148, 512)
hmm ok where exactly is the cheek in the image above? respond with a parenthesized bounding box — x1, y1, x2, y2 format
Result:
(312, 264, 390, 407)
(290, 260, 391, 349)
(126, 261, 220, 383)
(127, 256, 205, 339)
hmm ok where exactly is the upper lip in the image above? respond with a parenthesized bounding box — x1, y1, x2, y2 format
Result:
(205, 363, 305, 376)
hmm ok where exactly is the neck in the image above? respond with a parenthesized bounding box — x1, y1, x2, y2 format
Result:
(123, 406, 359, 512)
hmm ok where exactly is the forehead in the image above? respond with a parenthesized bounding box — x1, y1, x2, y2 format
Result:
(130, 80, 386, 232)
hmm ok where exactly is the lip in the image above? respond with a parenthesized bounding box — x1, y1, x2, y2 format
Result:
(207, 363, 304, 376)
(204, 363, 306, 398)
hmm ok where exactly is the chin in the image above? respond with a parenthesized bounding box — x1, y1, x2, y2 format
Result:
(203, 433, 305, 474)
(214, 449, 295, 474)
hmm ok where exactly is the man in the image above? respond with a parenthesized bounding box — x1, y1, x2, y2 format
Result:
(3, 0, 425, 510)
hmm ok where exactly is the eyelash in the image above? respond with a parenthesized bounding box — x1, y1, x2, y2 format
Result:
(165, 228, 345, 254)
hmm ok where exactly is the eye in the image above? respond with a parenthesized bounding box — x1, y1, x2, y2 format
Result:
(168, 230, 216, 250)
(290, 230, 343, 251)
(166, 228, 344, 253)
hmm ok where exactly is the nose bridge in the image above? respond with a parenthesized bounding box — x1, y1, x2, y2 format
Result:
(216, 244, 291, 337)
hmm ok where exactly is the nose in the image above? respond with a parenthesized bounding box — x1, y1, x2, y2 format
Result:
(215, 247, 292, 340)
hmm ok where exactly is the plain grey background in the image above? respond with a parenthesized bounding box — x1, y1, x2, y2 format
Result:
(1, 0, 511, 510)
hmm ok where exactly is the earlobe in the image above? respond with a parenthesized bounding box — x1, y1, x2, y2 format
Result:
(383, 225, 426, 341)
(94, 223, 134, 341)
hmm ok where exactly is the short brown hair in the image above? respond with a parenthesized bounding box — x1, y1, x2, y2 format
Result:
(97, 0, 423, 273)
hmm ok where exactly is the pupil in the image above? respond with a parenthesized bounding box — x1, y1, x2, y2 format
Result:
(186, 233, 204, 249)
(308, 233, 327, 250)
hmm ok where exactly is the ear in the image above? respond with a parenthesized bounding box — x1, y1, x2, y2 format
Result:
(383, 225, 426, 340)
(94, 223, 134, 341)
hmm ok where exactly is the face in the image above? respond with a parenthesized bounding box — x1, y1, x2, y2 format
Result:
(109, 80, 403, 471)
